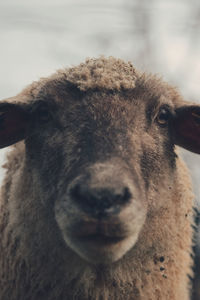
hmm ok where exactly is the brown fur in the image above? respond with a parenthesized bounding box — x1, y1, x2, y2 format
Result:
(0, 57, 196, 300)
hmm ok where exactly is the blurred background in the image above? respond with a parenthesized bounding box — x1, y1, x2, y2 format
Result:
(0, 0, 200, 297)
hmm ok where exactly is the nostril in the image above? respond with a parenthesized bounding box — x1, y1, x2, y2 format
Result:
(120, 187, 132, 204)
(70, 183, 93, 206)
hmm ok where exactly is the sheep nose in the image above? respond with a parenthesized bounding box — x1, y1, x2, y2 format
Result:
(69, 182, 132, 218)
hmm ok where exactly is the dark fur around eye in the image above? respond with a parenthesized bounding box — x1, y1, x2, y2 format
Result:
(31, 101, 51, 123)
(157, 106, 171, 127)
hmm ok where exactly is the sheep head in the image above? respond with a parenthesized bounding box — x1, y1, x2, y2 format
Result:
(0, 57, 199, 265)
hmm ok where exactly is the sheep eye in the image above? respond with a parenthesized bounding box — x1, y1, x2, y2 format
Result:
(157, 107, 171, 126)
(36, 103, 51, 123)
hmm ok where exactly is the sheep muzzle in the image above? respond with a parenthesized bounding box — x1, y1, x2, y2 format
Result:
(55, 159, 147, 264)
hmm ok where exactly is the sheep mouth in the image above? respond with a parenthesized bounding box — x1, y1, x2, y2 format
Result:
(70, 219, 128, 246)
(77, 233, 125, 246)
(66, 219, 142, 263)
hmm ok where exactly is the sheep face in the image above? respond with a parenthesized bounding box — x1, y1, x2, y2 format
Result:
(1, 61, 200, 265)
(24, 87, 176, 264)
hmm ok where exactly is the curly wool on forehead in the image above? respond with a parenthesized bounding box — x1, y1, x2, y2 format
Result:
(59, 56, 137, 91)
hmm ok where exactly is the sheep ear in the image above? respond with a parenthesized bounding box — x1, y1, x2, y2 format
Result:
(0, 102, 30, 148)
(173, 105, 200, 154)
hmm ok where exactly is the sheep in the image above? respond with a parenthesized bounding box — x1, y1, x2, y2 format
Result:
(0, 56, 199, 300)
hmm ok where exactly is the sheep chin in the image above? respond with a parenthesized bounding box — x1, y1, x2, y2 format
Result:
(64, 232, 141, 265)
